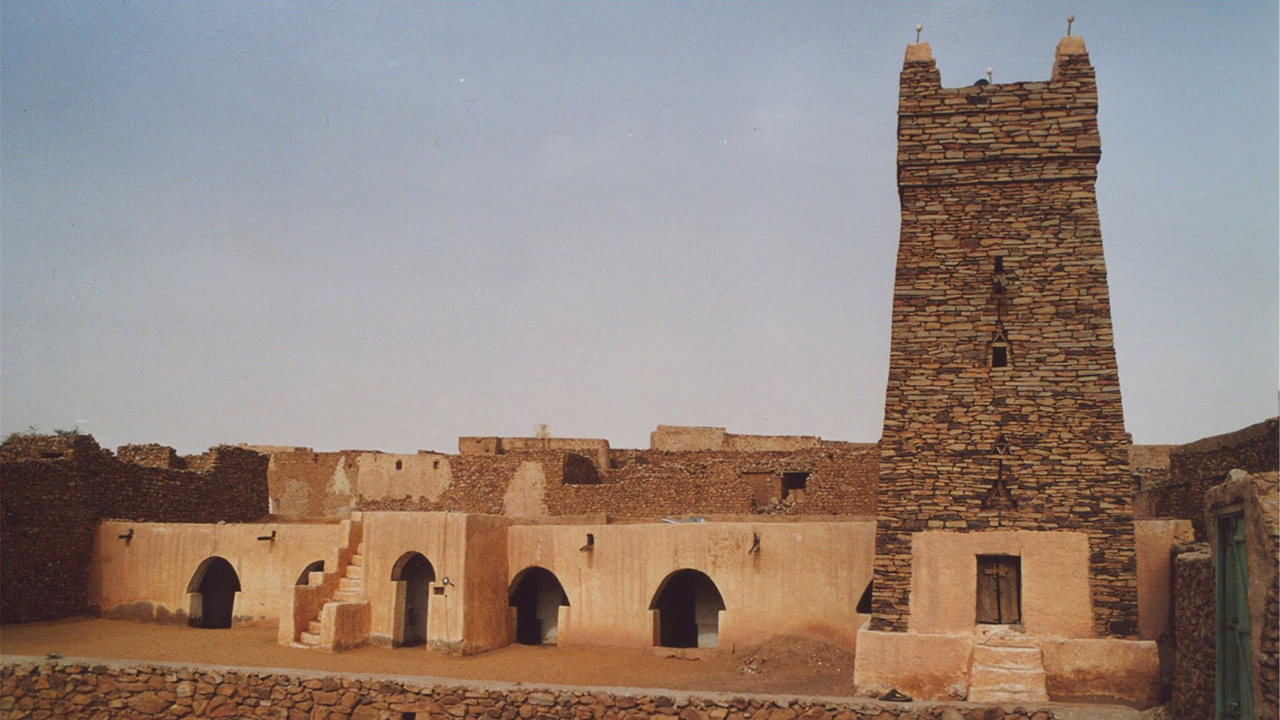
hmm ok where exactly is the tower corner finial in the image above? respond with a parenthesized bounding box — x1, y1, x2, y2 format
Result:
(1067, 14, 1075, 36)
(905, 22, 932, 62)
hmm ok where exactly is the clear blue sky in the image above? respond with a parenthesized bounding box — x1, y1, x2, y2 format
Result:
(2, 1, 1276, 454)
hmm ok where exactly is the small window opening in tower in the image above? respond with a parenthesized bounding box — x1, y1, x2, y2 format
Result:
(992, 345, 1009, 368)
(992, 256, 1007, 294)
(990, 325, 1011, 368)
(781, 472, 809, 501)
(395, 460, 403, 470)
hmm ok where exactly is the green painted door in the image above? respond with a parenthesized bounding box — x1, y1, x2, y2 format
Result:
(1216, 512, 1252, 720)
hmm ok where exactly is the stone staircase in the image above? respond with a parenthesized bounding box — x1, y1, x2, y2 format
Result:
(967, 641, 1049, 703)
(278, 515, 371, 652)
(296, 541, 366, 648)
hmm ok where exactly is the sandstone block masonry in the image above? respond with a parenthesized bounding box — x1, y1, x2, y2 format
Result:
(1135, 417, 1278, 539)
(0, 434, 267, 624)
(260, 429, 878, 520)
(873, 37, 1137, 637)
(0, 660, 1070, 720)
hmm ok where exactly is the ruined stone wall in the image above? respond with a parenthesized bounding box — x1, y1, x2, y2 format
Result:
(649, 425, 822, 452)
(1139, 417, 1278, 539)
(0, 660, 1070, 720)
(358, 443, 878, 519)
(0, 434, 267, 624)
(1171, 546, 1213, 720)
(116, 444, 183, 469)
(874, 38, 1136, 637)
(0, 448, 97, 623)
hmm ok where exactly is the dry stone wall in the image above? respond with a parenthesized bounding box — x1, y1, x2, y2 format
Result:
(0, 434, 267, 624)
(1137, 417, 1278, 539)
(359, 444, 877, 519)
(1170, 546, 1213, 720)
(874, 39, 1137, 637)
(0, 660, 1069, 720)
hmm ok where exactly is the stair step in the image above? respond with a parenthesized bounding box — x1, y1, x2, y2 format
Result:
(973, 644, 1042, 670)
(968, 688, 1049, 703)
(344, 565, 363, 580)
(333, 589, 363, 602)
(299, 631, 321, 646)
(349, 554, 364, 567)
(308, 621, 322, 634)
(338, 577, 362, 592)
(969, 647, 1048, 704)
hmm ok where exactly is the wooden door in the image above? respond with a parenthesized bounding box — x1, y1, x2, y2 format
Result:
(976, 555, 1021, 625)
(1216, 513, 1252, 720)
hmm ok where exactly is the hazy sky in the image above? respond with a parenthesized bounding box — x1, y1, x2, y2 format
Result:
(2, 1, 1276, 455)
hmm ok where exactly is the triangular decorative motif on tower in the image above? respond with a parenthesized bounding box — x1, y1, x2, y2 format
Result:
(983, 434, 1016, 509)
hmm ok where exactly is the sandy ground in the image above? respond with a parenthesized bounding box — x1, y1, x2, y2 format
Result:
(0, 617, 858, 697)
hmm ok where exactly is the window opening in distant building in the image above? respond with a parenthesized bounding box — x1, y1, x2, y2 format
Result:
(782, 472, 810, 501)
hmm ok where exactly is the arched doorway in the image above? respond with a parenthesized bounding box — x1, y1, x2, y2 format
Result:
(508, 566, 569, 645)
(650, 569, 725, 648)
(391, 552, 435, 647)
(295, 560, 325, 586)
(186, 557, 241, 629)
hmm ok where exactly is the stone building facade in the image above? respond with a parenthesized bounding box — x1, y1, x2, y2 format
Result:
(253, 427, 878, 521)
(873, 35, 1134, 637)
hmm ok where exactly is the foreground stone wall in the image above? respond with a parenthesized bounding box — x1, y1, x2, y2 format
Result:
(0, 434, 268, 624)
(1170, 546, 1213, 720)
(0, 660, 1071, 720)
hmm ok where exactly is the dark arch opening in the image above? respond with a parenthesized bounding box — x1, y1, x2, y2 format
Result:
(391, 552, 435, 647)
(295, 560, 325, 586)
(186, 557, 241, 629)
(649, 569, 725, 649)
(508, 566, 570, 645)
(856, 580, 873, 614)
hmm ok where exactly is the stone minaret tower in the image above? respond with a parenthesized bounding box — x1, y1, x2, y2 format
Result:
(873, 36, 1138, 637)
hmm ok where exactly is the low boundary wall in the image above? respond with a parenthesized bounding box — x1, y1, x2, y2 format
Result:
(1, 658, 1082, 719)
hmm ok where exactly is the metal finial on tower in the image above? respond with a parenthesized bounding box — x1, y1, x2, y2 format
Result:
(915, 24, 923, 43)
(1067, 14, 1075, 35)
(985, 67, 993, 83)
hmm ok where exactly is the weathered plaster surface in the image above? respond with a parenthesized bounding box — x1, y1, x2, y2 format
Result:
(909, 530, 1093, 637)
(507, 520, 874, 651)
(89, 521, 346, 624)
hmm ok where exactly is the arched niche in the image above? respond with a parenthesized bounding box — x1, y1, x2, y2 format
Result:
(186, 557, 241, 629)
(508, 566, 569, 645)
(390, 552, 435, 647)
(649, 569, 725, 648)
